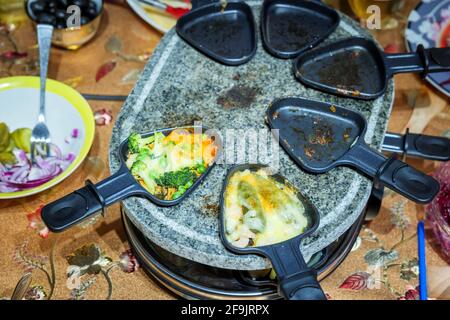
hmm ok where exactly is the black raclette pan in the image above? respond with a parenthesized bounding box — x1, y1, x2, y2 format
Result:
(266, 97, 440, 204)
(41, 126, 217, 233)
(294, 37, 450, 100)
(176, 0, 257, 66)
(261, 0, 340, 59)
(219, 164, 327, 300)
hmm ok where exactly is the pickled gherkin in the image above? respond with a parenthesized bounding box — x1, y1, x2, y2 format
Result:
(11, 128, 31, 153)
(0, 152, 16, 164)
(5, 136, 15, 152)
(0, 122, 10, 152)
(0, 123, 32, 165)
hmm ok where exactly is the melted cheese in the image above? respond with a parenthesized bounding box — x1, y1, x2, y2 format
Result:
(224, 169, 308, 248)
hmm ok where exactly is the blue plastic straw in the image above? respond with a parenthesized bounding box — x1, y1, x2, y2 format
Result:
(418, 221, 428, 300)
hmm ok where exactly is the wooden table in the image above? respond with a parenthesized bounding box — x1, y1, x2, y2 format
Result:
(0, 0, 448, 300)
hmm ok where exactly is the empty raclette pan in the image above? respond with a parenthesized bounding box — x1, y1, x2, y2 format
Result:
(176, 1, 257, 66)
(294, 37, 450, 99)
(261, 0, 340, 59)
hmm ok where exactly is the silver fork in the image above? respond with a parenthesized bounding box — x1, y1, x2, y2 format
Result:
(31, 24, 53, 163)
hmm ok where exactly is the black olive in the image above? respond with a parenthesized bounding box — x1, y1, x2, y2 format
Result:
(46, 1, 57, 15)
(37, 12, 56, 26)
(80, 15, 90, 25)
(72, 0, 88, 9)
(56, 0, 69, 8)
(55, 19, 67, 29)
(86, 7, 98, 19)
(46, 1, 57, 10)
(88, 1, 97, 10)
(30, 1, 47, 15)
(55, 9, 66, 19)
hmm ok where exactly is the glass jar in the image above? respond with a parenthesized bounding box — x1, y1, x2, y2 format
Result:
(347, 0, 405, 30)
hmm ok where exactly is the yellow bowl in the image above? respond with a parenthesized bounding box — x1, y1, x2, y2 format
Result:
(0, 76, 95, 199)
(25, 0, 104, 50)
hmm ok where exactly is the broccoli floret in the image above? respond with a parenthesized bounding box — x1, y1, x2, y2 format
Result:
(128, 133, 155, 154)
(130, 160, 145, 176)
(136, 148, 152, 162)
(130, 160, 157, 193)
(139, 148, 151, 156)
(155, 168, 197, 189)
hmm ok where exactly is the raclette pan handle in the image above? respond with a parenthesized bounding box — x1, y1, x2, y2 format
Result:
(382, 130, 450, 161)
(402, 132, 450, 161)
(41, 166, 144, 233)
(376, 157, 440, 204)
(344, 143, 440, 204)
(384, 45, 450, 76)
(268, 241, 327, 300)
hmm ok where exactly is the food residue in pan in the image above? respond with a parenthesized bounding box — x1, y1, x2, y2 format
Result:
(350, 50, 361, 59)
(304, 146, 315, 160)
(336, 86, 361, 97)
(126, 128, 217, 201)
(309, 123, 334, 146)
(287, 118, 337, 162)
(224, 168, 308, 248)
(298, 47, 383, 96)
(220, 0, 228, 13)
(343, 128, 352, 142)
(184, 8, 253, 59)
(265, 4, 331, 54)
(272, 111, 280, 120)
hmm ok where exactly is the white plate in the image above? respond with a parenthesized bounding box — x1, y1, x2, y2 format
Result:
(127, 0, 189, 33)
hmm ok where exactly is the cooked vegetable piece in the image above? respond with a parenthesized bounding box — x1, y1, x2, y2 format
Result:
(130, 160, 157, 194)
(126, 129, 217, 201)
(197, 164, 206, 174)
(155, 168, 197, 188)
(243, 210, 266, 233)
(127, 132, 155, 153)
(125, 153, 138, 168)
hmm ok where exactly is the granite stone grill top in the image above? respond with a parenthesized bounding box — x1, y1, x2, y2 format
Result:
(110, 1, 394, 271)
